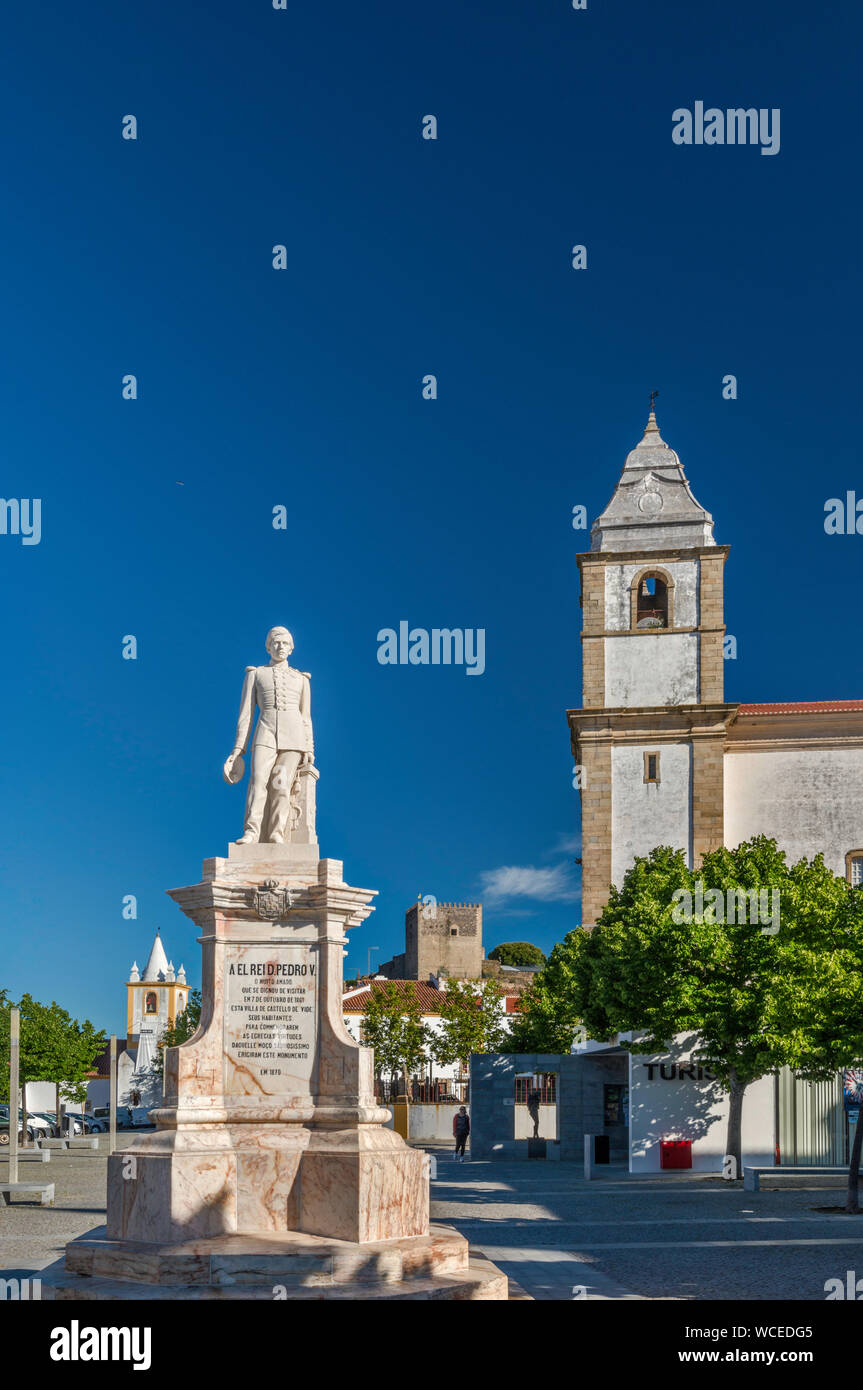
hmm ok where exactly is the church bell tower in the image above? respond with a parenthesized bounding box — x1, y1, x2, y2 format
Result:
(126, 929, 188, 1071)
(568, 407, 737, 925)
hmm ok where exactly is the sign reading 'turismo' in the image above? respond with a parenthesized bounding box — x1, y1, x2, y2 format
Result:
(642, 1062, 718, 1081)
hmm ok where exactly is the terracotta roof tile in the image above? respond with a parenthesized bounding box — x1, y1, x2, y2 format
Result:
(342, 979, 520, 1015)
(737, 700, 863, 715)
(87, 1040, 128, 1078)
(343, 980, 446, 1014)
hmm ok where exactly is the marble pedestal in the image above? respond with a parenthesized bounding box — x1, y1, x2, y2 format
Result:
(43, 843, 506, 1301)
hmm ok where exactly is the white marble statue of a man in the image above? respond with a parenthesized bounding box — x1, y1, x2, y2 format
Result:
(223, 627, 314, 845)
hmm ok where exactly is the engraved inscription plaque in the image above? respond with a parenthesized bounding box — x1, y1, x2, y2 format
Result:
(223, 943, 318, 1096)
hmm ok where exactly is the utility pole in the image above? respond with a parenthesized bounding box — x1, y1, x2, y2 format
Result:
(9, 1008, 19, 1183)
(109, 1035, 117, 1156)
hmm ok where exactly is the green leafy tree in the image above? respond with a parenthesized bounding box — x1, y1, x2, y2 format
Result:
(488, 942, 547, 968)
(431, 978, 507, 1073)
(501, 941, 583, 1053)
(151, 989, 202, 1077)
(0, 992, 106, 1112)
(567, 837, 863, 1198)
(360, 983, 431, 1093)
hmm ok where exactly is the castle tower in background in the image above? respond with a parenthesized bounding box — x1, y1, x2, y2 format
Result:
(379, 901, 483, 980)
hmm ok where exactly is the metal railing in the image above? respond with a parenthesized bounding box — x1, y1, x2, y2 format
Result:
(514, 1075, 557, 1105)
(375, 1079, 469, 1105)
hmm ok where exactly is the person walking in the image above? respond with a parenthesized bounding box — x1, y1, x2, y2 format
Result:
(453, 1106, 470, 1162)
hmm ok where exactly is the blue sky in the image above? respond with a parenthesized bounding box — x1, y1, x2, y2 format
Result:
(1, 0, 861, 1033)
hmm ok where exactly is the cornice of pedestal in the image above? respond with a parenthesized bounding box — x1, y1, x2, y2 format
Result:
(167, 856, 377, 931)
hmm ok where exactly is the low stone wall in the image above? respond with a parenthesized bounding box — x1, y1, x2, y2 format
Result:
(514, 1104, 557, 1140)
(408, 1104, 463, 1143)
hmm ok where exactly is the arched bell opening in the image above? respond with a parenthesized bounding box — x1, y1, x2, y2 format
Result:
(630, 569, 674, 630)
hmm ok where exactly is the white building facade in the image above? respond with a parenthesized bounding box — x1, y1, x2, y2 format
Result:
(342, 976, 519, 1093)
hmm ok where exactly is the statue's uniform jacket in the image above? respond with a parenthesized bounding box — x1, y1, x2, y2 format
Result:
(233, 664, 313, 756)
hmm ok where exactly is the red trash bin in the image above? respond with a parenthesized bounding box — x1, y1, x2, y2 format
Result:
(660, 1139, 692, 1170)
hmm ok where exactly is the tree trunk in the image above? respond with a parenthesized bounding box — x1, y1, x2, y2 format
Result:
(846, 1112, 863, 1214)
(725, 1069, 746, 1180)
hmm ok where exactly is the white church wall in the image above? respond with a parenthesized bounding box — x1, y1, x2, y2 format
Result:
(22, 1082, 62, 1111)
(724, 748, 863, 878)
(21, 1081, 100, 1112)
(629, 1034, 775, 1173)
(604, 560, 699, 632)
(604, 634, 698, 707)
(611, 743, 692, 887)
(342, 1012, 462, 1085)
(342, 1006, 514, 1086)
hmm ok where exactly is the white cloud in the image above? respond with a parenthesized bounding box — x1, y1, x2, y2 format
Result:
(548, 831, 581, 858)
(478, 863, 580, 906)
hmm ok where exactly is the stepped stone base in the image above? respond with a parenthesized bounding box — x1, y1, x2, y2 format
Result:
(41, 1224, 507, 1301)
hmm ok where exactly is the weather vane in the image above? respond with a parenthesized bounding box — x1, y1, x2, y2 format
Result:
(649, 389, 659, 412)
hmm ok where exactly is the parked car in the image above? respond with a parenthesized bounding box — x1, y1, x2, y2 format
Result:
(0, 1105, 54, 1144)
(92, 1105, 135, 1129)
(38, 1110, 87, 1136)
(18, 1110, 53, 1141)
(31, 1111, 62, 1136)
(63, 1112, 100, 1135)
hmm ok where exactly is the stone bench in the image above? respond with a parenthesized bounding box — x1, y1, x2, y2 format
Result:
(0, 1182, 55, 1206)
(39, 1137, 99, 1151)
(743, 1165, 848, 1192)
(5, 1148, 51, 1164)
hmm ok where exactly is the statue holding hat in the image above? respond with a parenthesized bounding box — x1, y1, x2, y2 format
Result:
(223, 626, 316, 845)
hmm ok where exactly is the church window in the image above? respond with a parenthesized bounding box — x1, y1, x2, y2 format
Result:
(450, 928, 458, 936)
(643, 751, 661, 784)
(847, 852, 863, 887)
(636, 573, 669, 629)
(145, 991, 158, 1014)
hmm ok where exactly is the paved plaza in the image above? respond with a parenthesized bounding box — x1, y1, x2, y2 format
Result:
(0, 1137, 137, 1282)
(425, 1146, 863, 1301)
(3, 1138, 863, 1301)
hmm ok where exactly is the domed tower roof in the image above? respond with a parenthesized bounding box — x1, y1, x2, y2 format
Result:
(590, 407, 716, 552)
(142, 929, 170, 982)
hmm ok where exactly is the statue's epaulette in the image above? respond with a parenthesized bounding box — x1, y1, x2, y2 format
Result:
(300, 670, 311, 679)
(245, 665, 256, 673)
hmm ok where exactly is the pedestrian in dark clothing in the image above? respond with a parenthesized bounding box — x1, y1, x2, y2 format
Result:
(453, 1106, 470, 1161)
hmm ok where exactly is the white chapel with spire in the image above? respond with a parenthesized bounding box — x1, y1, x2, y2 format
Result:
(119, 929, 189, 1107)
